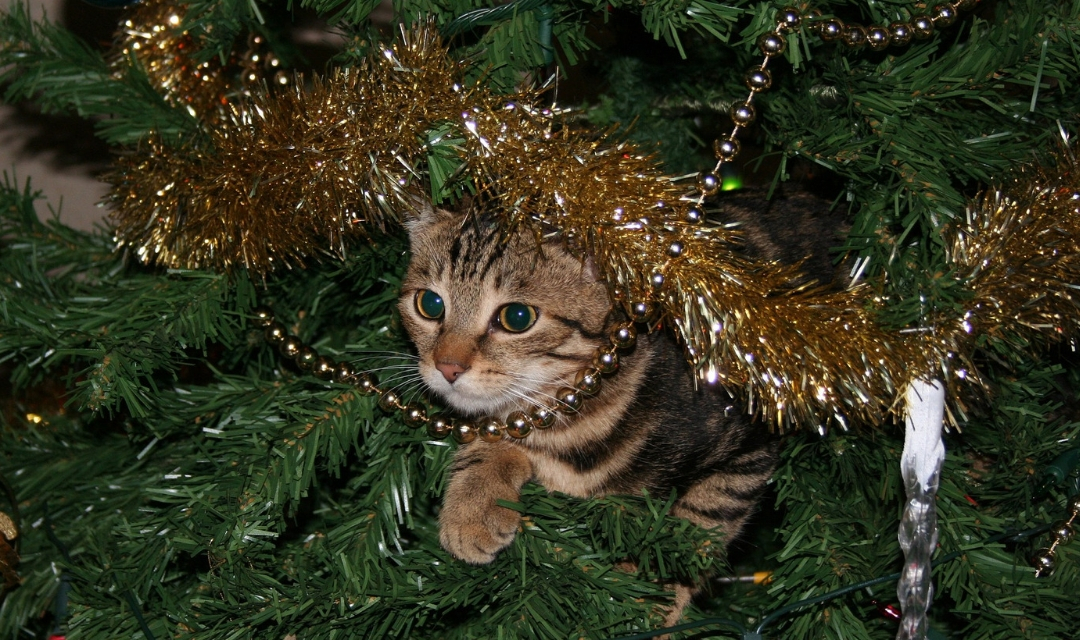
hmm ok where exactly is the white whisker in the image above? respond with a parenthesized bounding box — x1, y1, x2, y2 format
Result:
(387, 373, 425, 388)
(359, 364, 422, 374)
(505, 371, 576, 388)
(394, 380, 430, 404)
(380, 371, 425, 389)
(506, 390, 545, 411)
(507, 382, 558, 408)
(344, 350, 420, 360)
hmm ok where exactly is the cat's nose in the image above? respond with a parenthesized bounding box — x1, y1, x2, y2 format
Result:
(436, 361, 470, 383)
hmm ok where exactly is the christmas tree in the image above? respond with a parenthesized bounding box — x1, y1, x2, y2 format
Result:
(2, 0, 1080, 638)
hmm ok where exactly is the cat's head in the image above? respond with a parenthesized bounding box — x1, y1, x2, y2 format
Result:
(398, 202, 612, 417)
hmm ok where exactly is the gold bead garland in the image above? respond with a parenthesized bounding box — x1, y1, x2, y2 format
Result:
(252, 306, 638, 442)
(1031, 494, 1080, 578)
(0, 514, 16, 597)
(0, 473, 19, 599)
(697, 1, 983, 203)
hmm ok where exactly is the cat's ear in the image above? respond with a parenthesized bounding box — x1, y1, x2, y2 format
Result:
(401, 195, 456, 243)
(582, 254, 605, 284)
(540, 230, 605, 284)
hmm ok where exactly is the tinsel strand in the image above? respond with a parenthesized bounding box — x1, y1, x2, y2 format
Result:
(108, 26, 488, 271)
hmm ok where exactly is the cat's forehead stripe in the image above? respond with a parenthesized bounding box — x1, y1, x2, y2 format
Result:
(477, 242, 504, 280)
(449, 223, 504, 280)
(448, 233, 463, 267)
(412, 262, 433, 283)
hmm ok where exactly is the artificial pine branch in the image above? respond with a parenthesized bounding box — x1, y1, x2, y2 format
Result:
(0, 179, 255, 416)
(0, 2, 199, 145)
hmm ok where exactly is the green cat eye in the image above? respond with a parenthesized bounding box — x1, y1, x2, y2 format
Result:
(415, 289, 445, 320)
(498, 303, 538, 333)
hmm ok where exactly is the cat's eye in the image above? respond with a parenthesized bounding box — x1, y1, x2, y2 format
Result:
(415, 289, 445, 320)
(497, 303, 538, 333)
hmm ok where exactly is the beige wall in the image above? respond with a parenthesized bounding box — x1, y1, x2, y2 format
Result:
(0, 0, 112, 231)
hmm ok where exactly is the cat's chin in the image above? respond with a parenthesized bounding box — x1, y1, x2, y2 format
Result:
(425, 377, 521, 417)
(436, 390, 519, 418)
(423, 367, 550, 417)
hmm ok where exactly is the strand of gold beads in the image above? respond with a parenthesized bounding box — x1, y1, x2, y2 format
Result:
(1031, 494, 1080, 578)
(695, 0, 980, 202)
(252, 306, 647, 443)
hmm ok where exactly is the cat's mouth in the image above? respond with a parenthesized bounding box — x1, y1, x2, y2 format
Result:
(432, 382, 519, 417)
(422, 365, 544, 418)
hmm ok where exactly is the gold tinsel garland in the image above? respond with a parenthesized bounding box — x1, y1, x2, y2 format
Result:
(106, 19, 1080, 431)
(934, 155, 1080, 420)
(109, 26, 490, 271)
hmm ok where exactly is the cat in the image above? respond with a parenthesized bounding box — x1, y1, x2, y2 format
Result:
(394, 187, 853, 622)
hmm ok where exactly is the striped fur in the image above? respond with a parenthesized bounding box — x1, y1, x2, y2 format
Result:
(399, 201, 779, 579)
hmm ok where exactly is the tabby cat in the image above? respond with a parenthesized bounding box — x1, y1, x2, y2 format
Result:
(398, 190, 842, 619)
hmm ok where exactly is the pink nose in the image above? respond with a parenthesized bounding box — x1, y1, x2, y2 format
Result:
(436, 361, 469, 383)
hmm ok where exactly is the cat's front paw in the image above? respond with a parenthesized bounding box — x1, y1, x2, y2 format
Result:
(439, 498, 521, 564)
(439, 443, 532, 564)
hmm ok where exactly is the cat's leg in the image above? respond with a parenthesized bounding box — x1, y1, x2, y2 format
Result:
(660, 464, 774, 628)
(671, 469, 768, 541)
(673, 431, 776, 540)
(439, 441, 533, 564)
(660, 584, 695, 635)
